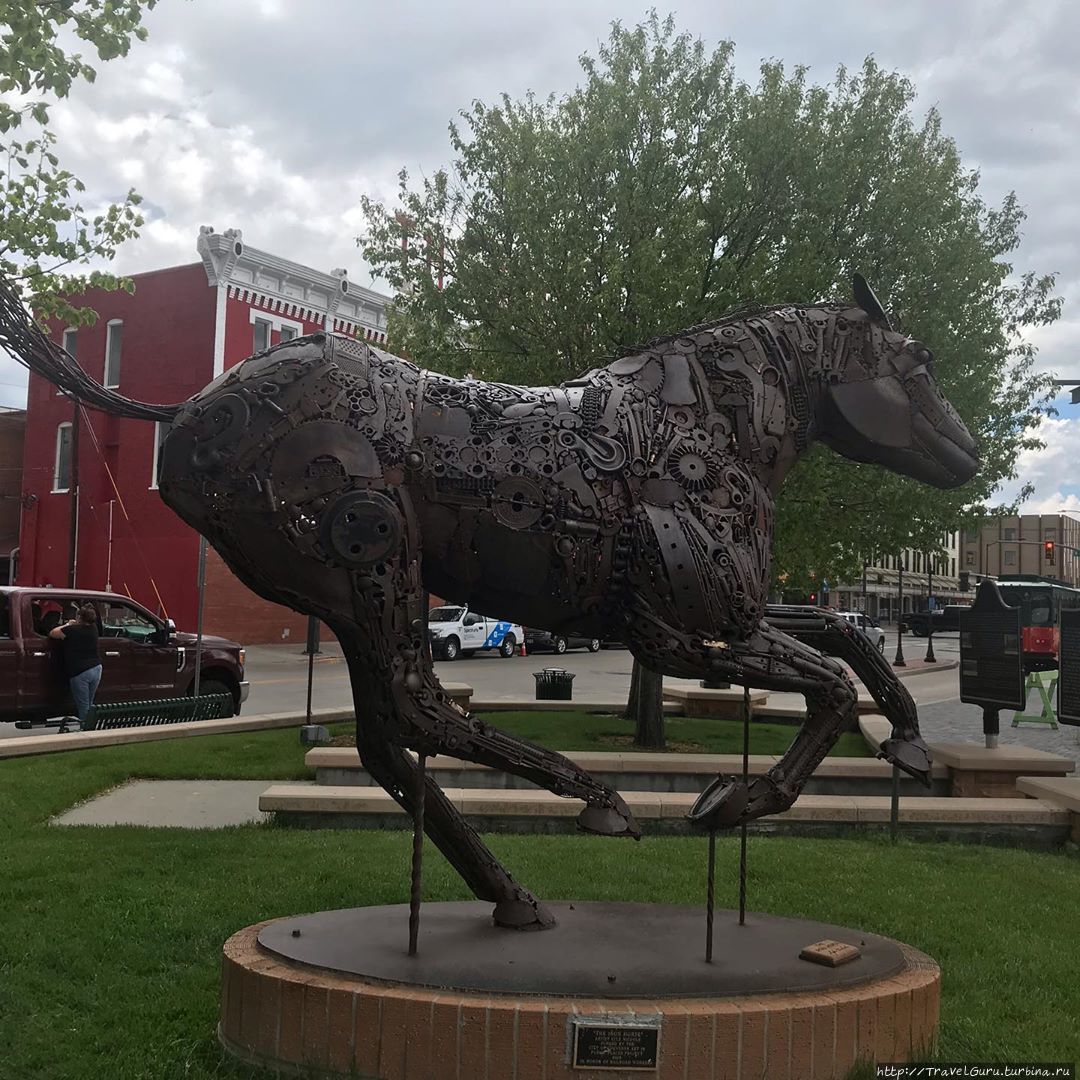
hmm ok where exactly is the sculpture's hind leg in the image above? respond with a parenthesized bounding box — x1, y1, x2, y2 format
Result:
(626, 613, 858, 826)
(764, 605, 931, 784)
(333, 489, 638, 929)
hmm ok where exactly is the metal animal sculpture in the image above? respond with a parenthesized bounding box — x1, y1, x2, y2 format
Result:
(0, 275, 979, 931)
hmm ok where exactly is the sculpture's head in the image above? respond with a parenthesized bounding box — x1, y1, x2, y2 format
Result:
(817, 275, 979, 489)
(158, 334, 392, 624)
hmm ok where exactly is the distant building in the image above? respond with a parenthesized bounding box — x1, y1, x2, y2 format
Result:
(0, 407, 26, 585)
(18, 228, 392, 643)
(831, 532, 966, 621)
(961, 514, 1080, 587)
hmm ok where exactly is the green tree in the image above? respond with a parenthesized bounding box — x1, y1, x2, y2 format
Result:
(360, 13, 1059, 586)
(0, 0, 157, 325)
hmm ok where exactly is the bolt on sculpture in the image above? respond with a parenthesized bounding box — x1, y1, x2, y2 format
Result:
(0, 274, 979, 931)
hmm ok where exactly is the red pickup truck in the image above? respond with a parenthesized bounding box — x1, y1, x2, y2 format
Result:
(0, 587, 248, 724)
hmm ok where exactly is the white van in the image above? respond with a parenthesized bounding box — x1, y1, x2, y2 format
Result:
(427, 606, 524, 661)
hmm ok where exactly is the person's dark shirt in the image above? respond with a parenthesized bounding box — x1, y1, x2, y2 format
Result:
(61, 623, 100, 678)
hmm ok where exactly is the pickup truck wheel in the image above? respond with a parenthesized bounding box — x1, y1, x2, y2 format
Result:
(588, 639, 601, 652)
(191, 677, 237, 715)
(499, 634, 516, 658)
(442, 637, 460, 661)
(553, 636, 567, 655)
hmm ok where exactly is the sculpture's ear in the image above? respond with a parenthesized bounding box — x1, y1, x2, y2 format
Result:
(852, 273, 892, 330)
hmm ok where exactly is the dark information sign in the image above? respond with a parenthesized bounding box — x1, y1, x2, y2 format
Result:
(1059, 607, 1080, 727)
(959, 580, 1024, 711)
(571, 1017, 660, 1071)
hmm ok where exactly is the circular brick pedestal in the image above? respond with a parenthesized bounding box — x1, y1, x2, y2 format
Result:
(219, 903, 939, 1080)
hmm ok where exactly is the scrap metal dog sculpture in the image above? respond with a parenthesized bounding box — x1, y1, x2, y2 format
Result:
(0, 275, 978, 930)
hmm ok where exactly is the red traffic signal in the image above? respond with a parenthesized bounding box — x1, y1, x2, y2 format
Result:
(1045, 540, 1055, 564)
(808, 593, 817, 604)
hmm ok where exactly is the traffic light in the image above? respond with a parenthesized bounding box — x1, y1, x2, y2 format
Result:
(1045, 540, 1055, 564)
(808, 592, 817, 604)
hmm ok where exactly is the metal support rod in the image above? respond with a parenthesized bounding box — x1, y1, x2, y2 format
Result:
(739, 684, 750, 927)
(705, 830, 716, 963)
(408, 753, 427, 957)
(983, 706, 1000, 750)
(304, 617, 316, 725)
(893, 554, 907, 667)
(192, 536, 207, 699)
(890, 764, 900, 841)
(924, 558, 936, 663)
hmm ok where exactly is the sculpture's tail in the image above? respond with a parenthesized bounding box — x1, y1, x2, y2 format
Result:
(0, 273, 181, 422)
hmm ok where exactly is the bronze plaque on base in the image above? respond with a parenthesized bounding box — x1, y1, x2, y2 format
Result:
(799, 939, 862, 967)
(571, 1016, 661, 1071)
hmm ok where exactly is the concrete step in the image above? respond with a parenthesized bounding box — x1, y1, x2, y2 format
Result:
(260, 783, 1068, 845)
(304, 744, 949, 797)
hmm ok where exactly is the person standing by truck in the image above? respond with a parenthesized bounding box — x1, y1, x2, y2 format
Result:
(48, 604, 102, 724)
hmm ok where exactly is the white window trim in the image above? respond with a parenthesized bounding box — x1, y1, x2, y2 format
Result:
(52, 421, 72, 493)
(104, 319, 123, 389)
(57, 328, 77, 394)
(248, 306, 305, 337)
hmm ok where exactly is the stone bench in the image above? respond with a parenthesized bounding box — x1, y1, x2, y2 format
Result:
(664, 683, 881, 721)
(858, 718, 1075, 799)
(1016, 776, 1080, 842)
(303, 745, 949, 797)
(260, 784, 1068, 845)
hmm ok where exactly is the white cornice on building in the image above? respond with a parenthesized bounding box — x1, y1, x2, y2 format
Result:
(197, 226, 391, 344)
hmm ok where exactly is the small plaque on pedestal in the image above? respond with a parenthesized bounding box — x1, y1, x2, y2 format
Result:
(571, 1015, 661, 1071)
(799, 939, 861, 967)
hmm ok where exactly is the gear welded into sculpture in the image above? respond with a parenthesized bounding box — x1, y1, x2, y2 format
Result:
(0, 274, 979, 931)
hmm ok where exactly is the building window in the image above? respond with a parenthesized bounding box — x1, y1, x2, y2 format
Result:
(253, 318, 271, 352)
(53, 422, 72, 492)
(1004, 550, 1016, 566)
(1003, 527, 1016, 541)
(966, 551, 975, 566)
(279, 325, 297, 342)
(951, 558, 956, 577)
(62, 328, 77, 359)
(150, 421, 170, 489)
(104, 320, 122, 387)
(1045, 530, 1056, 541)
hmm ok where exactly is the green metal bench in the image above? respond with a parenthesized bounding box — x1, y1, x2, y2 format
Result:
(67, 693, 234, 733)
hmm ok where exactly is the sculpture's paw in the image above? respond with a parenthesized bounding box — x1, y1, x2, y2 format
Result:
(878, 737, 933, 787)
(577, 794, 642, 839)
(687, 775, 750, 830)
(492, 897, 557, 931)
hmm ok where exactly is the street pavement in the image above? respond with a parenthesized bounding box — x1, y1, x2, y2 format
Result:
(7, 630, 1079, 763)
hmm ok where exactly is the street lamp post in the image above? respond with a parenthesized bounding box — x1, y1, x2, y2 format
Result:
(924, 552, 936, 664)
(893, 552, 906, 667)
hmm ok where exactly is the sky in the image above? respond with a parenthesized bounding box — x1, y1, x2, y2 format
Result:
(2, 0, 1078, 515)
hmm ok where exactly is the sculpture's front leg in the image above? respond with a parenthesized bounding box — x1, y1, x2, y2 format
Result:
(624, 608, 859, 827)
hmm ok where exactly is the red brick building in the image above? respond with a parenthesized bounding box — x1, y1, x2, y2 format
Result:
(0, 407, 26, 585)
(18, 228, 391, 643)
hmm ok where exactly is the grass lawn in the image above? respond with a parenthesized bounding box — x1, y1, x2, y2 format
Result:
(3, 726, 1077, 1077)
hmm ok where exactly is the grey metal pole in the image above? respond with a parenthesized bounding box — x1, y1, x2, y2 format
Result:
(738, 684, 750, 927)
(192, 536, 207, 700)
(893, 555, 907, 667)
(925, 556, 936, 663)
(890, 764, 900, 841)
(408, 754, 427, 957)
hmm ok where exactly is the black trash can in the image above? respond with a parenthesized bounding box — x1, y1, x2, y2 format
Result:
(534, 668, 575, 701)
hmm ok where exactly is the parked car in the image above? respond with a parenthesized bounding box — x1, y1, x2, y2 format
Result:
(835, 610, 887, 652)
(0, 587, 248, 724)
(524, 628, 602, 655)
(427, 606, 523, 660)
(906, 605, 967, 637)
